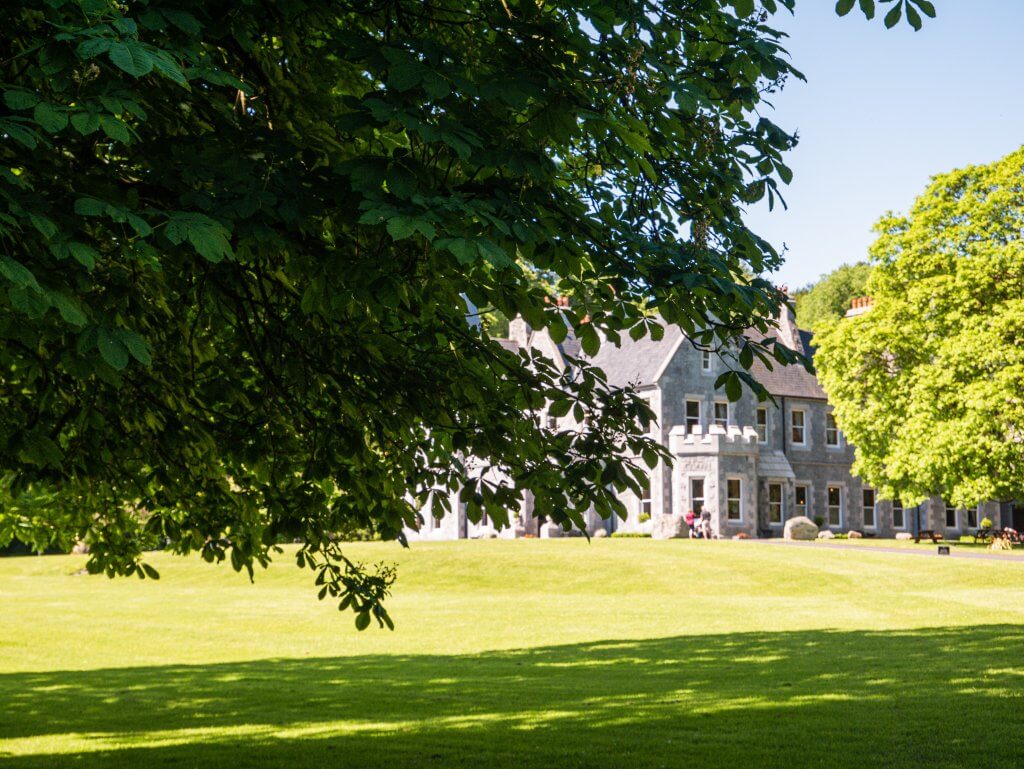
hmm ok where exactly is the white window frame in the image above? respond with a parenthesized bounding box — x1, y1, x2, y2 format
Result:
(768, 482, 784, 525)
(892, 500, 905, 529)
(825, 413, 841, 448)
(701, 349, 712, 373)
(945, 505, 958, 530)
(713, 400, 730, 428)
(794, 484, 810, 520)
(640, 475, 654, 517)
(756, 407, 768, 443)
(862, 488, 876, 529)
(965, 505, 980, 529)
(726, 477, 743, 522)
(685, 399, 702, 432)
(689, 476, 706, 516)
(827, 485, 843, 528)
(791, 409, 806, 446)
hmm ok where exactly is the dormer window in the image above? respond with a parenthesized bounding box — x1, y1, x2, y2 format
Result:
(701, 350, 712, 371)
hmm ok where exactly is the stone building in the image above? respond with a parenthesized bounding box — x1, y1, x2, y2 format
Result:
(408, 302, 1012, 540)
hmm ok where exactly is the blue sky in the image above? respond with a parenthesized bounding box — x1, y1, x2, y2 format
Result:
(744, 1, 1024, 289)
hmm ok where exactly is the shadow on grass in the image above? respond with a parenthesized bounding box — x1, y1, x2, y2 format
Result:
(3, 625, 1024, 768)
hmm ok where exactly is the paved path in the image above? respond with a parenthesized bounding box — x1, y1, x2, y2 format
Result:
(751, 538, 1024, 563)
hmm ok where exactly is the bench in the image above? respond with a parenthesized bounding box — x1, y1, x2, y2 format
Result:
(914, 529, 943, 544)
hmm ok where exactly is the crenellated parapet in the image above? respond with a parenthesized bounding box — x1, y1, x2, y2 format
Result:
(669, 424, 759, 456)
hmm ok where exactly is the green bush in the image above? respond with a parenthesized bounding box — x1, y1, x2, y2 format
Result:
(981, 517, 994, 530)
(611, 532, 652, 538)
(638, 513, 651, 524)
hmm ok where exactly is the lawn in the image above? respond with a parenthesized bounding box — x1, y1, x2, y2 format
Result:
(3, 540, 1024, 768)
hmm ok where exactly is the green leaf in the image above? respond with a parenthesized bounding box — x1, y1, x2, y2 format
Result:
(29, 214, 57, 239)
(913, 0, 936, 18)
(120, 330, 153, 365)
(74, 197, 108, 216)
(3, 90, 41, 110)
(50, 293, 87, 326)
(165, 213, 233, 263)
(0, 120, 38, 149)
(71, 110, 101, 135)
(884, 2, 903, 28)
(835, 0, 856, 16)
(905, 4, 922, 30)
(354, 611, 371, 631)
(724, 372, 743, 402)
(857, 0, 874, 19)
(32, 102, 67, 133)
(98, 329, 130, 370)
(443, 238, 479, 265)
(108, 40, 155, 77)
(577, 323, 600, 356)
(100, 115, 131, 143)
(68, 242, 99, 269)
(0, 256, 39, 289)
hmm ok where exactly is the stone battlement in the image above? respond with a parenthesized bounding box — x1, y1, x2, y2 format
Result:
(668, 424, 759, 454)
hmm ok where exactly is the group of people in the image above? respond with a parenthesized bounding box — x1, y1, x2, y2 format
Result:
(684, 509, 714, 539)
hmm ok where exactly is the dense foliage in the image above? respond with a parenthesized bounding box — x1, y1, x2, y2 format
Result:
(1, 0, 927, 625)
(816, 146, 1024, 509)
(793, 262, 873, 330)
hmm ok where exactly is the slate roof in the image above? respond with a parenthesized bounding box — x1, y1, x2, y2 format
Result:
(747, 327, 827, 401)
(588, 319, 684, 389)
(757, 450, 796, 480)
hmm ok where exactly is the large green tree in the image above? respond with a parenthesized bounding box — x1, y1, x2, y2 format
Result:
(1, 0, 930, 625)
(794, 262, 873, 331)
(815, 146, 1024, 510)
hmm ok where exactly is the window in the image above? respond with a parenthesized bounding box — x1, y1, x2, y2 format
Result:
(827, 485, 842, 527)
(727, 478, 742, 521)
(545, 413, 558, 430)
(862, 488, 876, 528)
(892, 500, 905, 529)
(795, 485, 808, 518)
(966, 506, 979, 528)
(640, 475, 654, 516)
(945, 505, 957, 529)
(714, 401, 729, 427)
(791, 409, 806, 445)
(701, 349, 712, 371)
(768, 483, 784, 524)
(826, 413, 840, 447)
(756, 407, 768, 443)
(685, 399, 701, 432)
(690, 478, 705, 515)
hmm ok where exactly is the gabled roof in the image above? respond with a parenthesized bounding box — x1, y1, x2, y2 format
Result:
(588, 319, 684, 389)
(747, 327, 827, 401)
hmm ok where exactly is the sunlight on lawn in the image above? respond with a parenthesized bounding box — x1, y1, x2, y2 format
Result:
(2, 541, 1023, 768)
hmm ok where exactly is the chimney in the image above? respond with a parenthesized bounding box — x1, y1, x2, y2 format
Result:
(845, 296, 874, 318)
(508, 315, 532, 347)
(775, 286, 801, 350)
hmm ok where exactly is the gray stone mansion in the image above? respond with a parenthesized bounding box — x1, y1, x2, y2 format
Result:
(409, 303, 1013, 541)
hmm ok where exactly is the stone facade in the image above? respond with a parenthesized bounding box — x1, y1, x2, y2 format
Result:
(407, 305, 1009, 540)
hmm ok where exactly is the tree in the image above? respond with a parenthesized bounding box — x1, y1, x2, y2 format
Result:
(815, 146, 1024, 510)
(0, 0, 929, 626)
(794, 262, 873, 331)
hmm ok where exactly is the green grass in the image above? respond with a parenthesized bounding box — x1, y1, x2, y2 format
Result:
(3, 540, 1024, 768)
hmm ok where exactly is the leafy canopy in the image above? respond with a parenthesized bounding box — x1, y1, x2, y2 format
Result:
(815, 146, 1024, 509)
(1, 0, 924, 626)
(794, 262, 873, 331)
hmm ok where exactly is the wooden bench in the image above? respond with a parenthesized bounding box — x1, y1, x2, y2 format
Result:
(914, 529, 943, 544)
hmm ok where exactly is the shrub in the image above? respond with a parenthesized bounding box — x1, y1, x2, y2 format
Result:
(638, 513, 651, 523)
(813, 516, 825, 527)
(981, 517, 994, 530)
(611, 532, 652, 538)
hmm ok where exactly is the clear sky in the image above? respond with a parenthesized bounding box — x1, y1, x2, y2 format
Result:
(744, 1, 1024, 289)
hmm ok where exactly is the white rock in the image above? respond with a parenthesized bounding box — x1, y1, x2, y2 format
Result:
(783, 516, 819, 541)
(650, 514, 687, 540)
(591, 528, 608, 538)
(895, 532, 914, 541)
(818, 529, 836, 540)
(848, 530, 864, 539)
